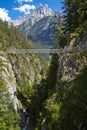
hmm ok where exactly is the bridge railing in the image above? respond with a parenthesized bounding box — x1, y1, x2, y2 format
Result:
(0, 44, 87, 54)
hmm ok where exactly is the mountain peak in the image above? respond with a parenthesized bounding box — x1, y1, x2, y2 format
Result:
(12, 5, 54, 27)
(36, 5, 51, 11)
(35, 5, 53, 16)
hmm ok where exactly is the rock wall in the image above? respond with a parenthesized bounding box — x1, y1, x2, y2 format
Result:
(57, 52, 87, 86)
(57, 30, 87, 88)
(0, 53, 18, 111)
(0, 52, 46, 111)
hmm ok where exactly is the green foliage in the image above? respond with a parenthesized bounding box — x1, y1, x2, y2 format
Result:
(59, 66, 87, 129)
(29, 54, 59, 129)
(0, 19, 34, 50)
(63, 0, 87, 34)
(53, 22, 67, 48)
(30, 79, 48, 127)
(47, 54, 59, 89)
(0, 75, 20, 130)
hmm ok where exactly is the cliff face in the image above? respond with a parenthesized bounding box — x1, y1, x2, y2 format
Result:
(0, 20, 46, 111)
(0, 53, 46, 110)
(57, 31, 87, 87)
(8, 54, 45, 86)
(0, 54, 45, 110)
(57, 31, 87, 89)
(57, 52, 87, 87)
(0, 53, 18, 111)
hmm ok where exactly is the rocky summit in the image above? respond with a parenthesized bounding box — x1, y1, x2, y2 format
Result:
(12, 6, 61, 48)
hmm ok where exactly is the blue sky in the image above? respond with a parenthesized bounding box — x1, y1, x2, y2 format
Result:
(0, 0, 63, 20)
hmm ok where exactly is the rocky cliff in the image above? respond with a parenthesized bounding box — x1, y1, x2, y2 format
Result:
(0, 53, 18, 111)
(0, 20, 46, 111)
(57, 30, 87, 87)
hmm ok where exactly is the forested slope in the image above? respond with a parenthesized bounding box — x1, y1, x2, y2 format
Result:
(0, 19, 47, 130)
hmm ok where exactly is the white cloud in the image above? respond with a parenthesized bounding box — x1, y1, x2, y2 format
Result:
(0, 8, 11, 21)
(17, 0, 33, 4)
(45, 4, 48, 8)
(14, 4, 35, 15)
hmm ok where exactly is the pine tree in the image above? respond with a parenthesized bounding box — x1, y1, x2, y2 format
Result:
(63, 0, 87, 34)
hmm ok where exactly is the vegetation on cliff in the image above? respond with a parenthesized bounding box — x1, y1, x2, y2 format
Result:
(0, 19, 47, 129)
(0, 0, 87, 129)
(0, 73, 20, 130)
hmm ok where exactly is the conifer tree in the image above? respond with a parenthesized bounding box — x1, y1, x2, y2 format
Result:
(63, 0, 87, 33)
